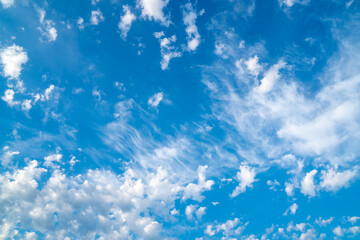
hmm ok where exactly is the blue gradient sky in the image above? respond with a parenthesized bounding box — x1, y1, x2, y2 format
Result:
(1, 0, 360, 239)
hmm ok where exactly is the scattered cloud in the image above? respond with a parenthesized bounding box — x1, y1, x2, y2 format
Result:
(2, 89, 20, 107)
(38, 9, 57, 42)
(90, 9, 104, 25)
(118, 5, 136, 39)
(284, 203, 298, 215)
(300, 170, 317, 197)
(154, 32, 182, 70)
(148, 91, 163, 108)
(231, 164, 257, 197)
(320, 167, 358, 192)
(138, 0, 170, 26)
(77, 17, 84, 30)
(0, 44, 28, 79)
(182, 3, 201, 51)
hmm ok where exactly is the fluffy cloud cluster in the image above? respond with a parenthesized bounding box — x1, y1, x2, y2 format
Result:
(203, 24, 360, 195)
(148, 91, 163, 108)
(90, 9, 104, 25)
(182, 3, 201, 51)
(118, 5, 136, 39)
(138, 0, 169, 26)
(0, 157, 214, 239)
(0, 44, 28, 79)
(154, 32, 182, 70)
(231, 164, 257, 197)
(38, 9, 57, 42)
(205, 218, 248, 238)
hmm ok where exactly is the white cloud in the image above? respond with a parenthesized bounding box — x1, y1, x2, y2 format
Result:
(300, 229, 316, 240)
(138, 0, 169, 26)
(231, 164, 257, 197)
(333, 226, 344, 237)
(185, 204, 206, 220)
(315, 217, 334, 227)
(245, 55, 262, 77)
(91, 0, 100, 5)
(0, 159, 216, 239)
(349, 226, 360, 235)
(255, 60, 286, 93)
(42, 85, 55, 101)
(196, 206, 206, 220)
(205, 225, 216, 236)
(203, 19, 360, 179)
(320, 168, 358, 192)
(118, 5, 136, 39)
(170, 208, 179, 216)
(0, 0, 14, 8)
(284, 203, 298, 215)
(77, 17, 84, 30)
(148, 92, 163, 108)
(267, 179, 280, 191)
(2, 89, 20, 107)
(183, 165, 214, 202)
(285, 182, 295, 197)
(38, 9, 57, 42)
(185, 204, 195, 220)
(25, 232, 38, 240)
(154, 32, 182, 70)
(279, 0, 310, 7)
(21, 99, 32, 112)
(1, 149, 19, 166)
(90, 9, 104, 25)
(182, 3, 201, 51)
(348, 216, 360, 224)
(44, 153, 63, 167)
(300, 170, 317, 197)
(0, 44, 28, 79)
(205, 218, 248, 238)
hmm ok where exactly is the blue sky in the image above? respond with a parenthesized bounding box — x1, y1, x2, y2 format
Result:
(0, 0, 360, 239)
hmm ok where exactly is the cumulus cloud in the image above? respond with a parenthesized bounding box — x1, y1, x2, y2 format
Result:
(21, 99, 32, 112)
(300, 170, 317, 197)
(90, 9, 104, 25)
(44, 152, 63, 168)
(284, 203, 298, 215)
(148, 92, 163, 108)
(182, 165, 214, 202)
(231, 164, 257, 197)
(0, 0, 14, 8)
(0, 44, 28, 79)
(315, 217, 334, 227)
(0, 160, 214, 239)
(185, 204, 206, 220)
(333, 226, 344, 237)
(245, 55, 262, 77)
(320, 167, 358, 192)
(38, 9, 57, 42)
(279, 0, 310, 7)
(118, 5, 136, 39)
(348, 216, 360, 224)
(205, 218, 248, 238)
(182, 3, 201, 51)
(285, 182, 295, 197)
(138, 0, 170, 26)
(1, 148, 19, 166)
(77, 17, 84, 30)
(154, 32, 182, 70)
(2, 89, 20, 107)
(255, 59, 286, 93)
